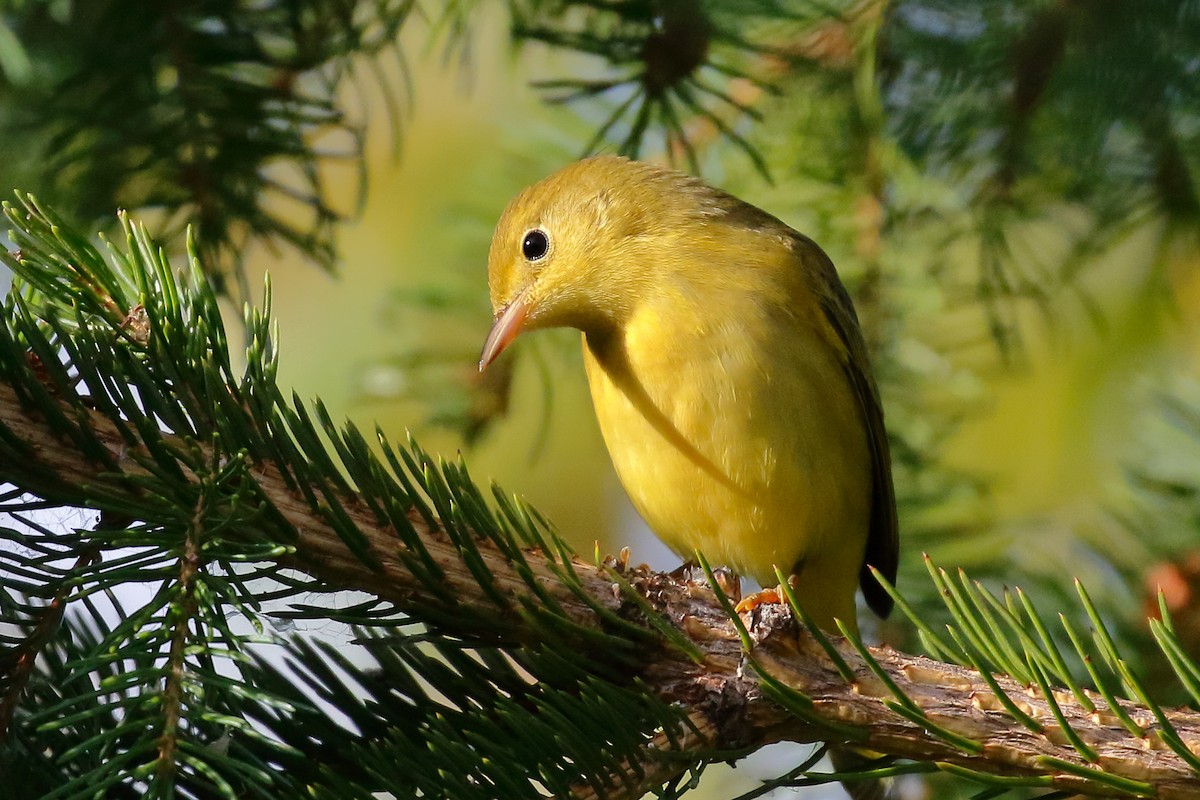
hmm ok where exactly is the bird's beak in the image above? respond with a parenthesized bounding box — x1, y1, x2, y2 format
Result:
(479, 296, 529, 371)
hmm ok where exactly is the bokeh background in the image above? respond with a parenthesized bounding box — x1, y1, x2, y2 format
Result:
(1, 1, 1199, 796)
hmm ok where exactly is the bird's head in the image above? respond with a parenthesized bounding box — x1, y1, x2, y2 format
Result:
(480, 155, 692, 370)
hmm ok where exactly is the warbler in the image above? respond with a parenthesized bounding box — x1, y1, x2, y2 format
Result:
(479, 155, 897, 631)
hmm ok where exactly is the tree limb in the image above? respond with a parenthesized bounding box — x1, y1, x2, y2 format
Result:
(2, 381, 1200, 799)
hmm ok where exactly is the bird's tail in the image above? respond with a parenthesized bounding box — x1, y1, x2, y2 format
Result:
(829, 744, 892, 800)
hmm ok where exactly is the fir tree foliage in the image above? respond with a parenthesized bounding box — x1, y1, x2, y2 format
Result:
(0, 0, 416, 301)
(510, 0, 809, 180)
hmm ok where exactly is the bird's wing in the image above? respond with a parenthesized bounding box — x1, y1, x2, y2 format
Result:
(805, 238, 899, 619)
(699, 189, 899, 616)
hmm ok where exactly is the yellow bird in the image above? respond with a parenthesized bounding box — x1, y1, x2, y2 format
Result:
(479, 155, 897, 630)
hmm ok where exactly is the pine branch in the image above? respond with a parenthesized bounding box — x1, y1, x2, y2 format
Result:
(0, 543, 97, 738)
(4, 376, 1200, 797)
(570, 713, 720, 800)
(513, 0, 799, 178)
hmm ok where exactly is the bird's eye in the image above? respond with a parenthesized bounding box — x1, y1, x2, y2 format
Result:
(522, 229, 549, 262)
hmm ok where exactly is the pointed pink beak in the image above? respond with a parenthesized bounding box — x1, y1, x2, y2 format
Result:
(479, 297, 529, 371)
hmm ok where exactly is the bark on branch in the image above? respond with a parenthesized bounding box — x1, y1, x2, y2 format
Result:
(2, 381, 1200, 799)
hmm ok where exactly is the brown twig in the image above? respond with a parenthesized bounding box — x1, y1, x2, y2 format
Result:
(0, 544, 99, 741)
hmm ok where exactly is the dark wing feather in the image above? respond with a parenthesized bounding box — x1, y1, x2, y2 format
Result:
(805, 237, 899, 618)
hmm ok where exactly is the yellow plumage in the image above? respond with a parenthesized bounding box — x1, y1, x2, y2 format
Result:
(480, 156, 897, 630)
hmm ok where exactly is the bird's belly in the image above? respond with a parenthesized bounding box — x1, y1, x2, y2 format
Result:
(602, 420, 784, 578)
(581, 330, 870, 597)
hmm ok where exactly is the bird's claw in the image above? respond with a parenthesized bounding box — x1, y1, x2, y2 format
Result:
(734, 587, 782, 614)
(736, 574, 799, 614)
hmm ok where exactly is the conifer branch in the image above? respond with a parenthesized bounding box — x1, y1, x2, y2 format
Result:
(0, 543, 96, 741)
(3, 377, 1200, 798)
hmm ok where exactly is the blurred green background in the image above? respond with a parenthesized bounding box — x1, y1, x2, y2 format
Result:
(247, 7, 630, 562)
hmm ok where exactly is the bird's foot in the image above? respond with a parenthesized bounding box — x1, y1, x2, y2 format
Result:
(734, 587, 781, 614)
(734, 575, 797, 614)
